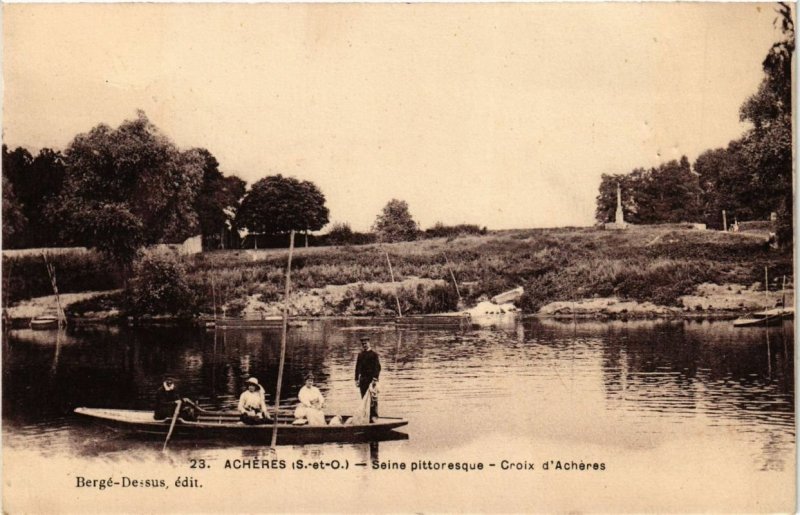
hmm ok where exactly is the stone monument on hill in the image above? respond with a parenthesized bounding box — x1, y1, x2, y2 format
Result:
(604, 183, 628, 230)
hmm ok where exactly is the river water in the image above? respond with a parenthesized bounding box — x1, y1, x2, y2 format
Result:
(2, 318, 795, 512)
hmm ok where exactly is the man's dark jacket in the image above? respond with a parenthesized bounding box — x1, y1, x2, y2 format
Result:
(355, 349, 381, 391)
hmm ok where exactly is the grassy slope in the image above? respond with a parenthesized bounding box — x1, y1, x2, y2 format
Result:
(185, 226, 792, 315)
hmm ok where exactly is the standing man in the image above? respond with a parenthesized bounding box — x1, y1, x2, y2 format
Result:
(355, 336, 381, 421)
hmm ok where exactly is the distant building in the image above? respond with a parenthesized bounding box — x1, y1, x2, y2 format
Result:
(149, 235, 203, 256)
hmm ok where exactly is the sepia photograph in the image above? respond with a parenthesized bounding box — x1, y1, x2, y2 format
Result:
(1, 2, 795, 513)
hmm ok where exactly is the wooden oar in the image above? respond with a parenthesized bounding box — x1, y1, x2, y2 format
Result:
(162, 400, 182, 452)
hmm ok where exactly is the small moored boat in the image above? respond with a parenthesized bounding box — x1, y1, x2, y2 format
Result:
(74, 407, 408, 445)
(206, 318, 307, 329)
(733, 307, 794, 328)
(30, 315, 60, 330)
(395, 313, 471, 328)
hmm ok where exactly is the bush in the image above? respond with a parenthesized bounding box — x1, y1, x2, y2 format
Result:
(423, 222, 486, 239)
(128, 253, 197, 317)
(317, 226, 377, 247)
(324, 223, 354, 246)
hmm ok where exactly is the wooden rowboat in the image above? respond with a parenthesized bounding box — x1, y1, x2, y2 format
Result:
(30, 315, 60, 330)
(197, 317, 308, 329)
(395, 313, 471, 328)
(74, 407, 408, 444)
(733, 308, 793, 328)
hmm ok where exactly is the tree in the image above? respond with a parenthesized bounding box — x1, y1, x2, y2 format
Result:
(694, 142, 757, 228)
(2, 176, 27, 246)
(595, 157, 701, 225)
(372, 199, 419, 242)
(2, 145, 68, 247)
(641, 156, 702, 223)
(326, 222, 355, 246)
(737, 3, 794, 245)
(128, 253, 196, 317)
(2, 145, 33, 189)
(2, 146, 33, 247)
(220, 175, 248, 248)
(235, 174, 329, 238)
(28, 148, 67, 246)
(191, 148, 247, 250)
(53, 111, 204, 266)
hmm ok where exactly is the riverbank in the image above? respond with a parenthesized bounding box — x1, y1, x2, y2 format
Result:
(4, 290, 121, 327)
(3, 226, 792, 322)
(187, 225, 794, 319)
(538, 282, 794, 319)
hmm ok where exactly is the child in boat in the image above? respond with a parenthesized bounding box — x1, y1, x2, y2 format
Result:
(238, 377, 271, 424)
(294, 374, 326, 425)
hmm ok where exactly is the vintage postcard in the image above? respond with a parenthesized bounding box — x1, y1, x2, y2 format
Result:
(2, 2, 795, 513)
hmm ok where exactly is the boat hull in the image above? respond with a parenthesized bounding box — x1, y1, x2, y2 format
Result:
(733, 316, 784, 328)
(30, 317, 60, 330)
(733, 308, 793, 327)
(395, 313, 471, 329)
(75, 408, 408, 445)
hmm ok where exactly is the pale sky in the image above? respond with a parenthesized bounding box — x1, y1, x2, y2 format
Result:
(2, 4, 786, 231)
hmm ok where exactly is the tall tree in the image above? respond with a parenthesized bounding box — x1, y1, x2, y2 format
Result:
(738, 3, 794, 245)
(2, 145, 33, 189)
(27, 148, 67, 246)
(2, 176, 27, 247)
(641, 157, 701, 223)
(2, 145, 67, 247)
(372, 199, 419, 242)
(2, 146, 32, 247)
(191, 148, 247, 250)
(694, 142, 758, 228)
(53, 111, 204, 266)
(235, 174, 329, 238)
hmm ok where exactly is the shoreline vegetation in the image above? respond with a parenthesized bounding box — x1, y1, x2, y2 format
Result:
(3, 225, 792, 326)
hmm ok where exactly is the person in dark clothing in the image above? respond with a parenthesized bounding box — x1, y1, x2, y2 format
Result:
(153, 376, 199, 421)
(355, 336, 381, 421)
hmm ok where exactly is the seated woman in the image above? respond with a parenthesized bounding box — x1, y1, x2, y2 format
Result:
(294, 374, 326, 426)
(154, 376, 199, 421)
(238, 377, 271, 425)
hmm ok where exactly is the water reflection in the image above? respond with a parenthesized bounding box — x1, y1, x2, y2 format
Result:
(2, 318, 794, 473)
